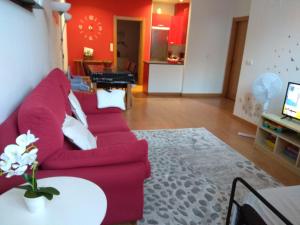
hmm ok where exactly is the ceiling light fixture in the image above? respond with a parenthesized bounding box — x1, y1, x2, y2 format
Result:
(152, 26, 170, 31)
(63, 12, 72, 21)
(157, 8, 162, 14)
(51, 1, 71, 15)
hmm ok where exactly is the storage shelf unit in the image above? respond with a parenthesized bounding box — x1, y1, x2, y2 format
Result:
(254, 113, 300, 175)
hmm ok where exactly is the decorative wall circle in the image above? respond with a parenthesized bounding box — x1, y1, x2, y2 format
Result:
(78, 15, 103, 41)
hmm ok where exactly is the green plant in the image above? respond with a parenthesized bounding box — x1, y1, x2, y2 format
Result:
(0, 131, 60, 200)
(17, 163, 60, 200)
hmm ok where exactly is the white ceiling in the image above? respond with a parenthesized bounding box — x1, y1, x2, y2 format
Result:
(153, 0, 190, 3)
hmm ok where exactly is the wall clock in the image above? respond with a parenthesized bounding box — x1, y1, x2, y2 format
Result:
(78, 15, 103, 41)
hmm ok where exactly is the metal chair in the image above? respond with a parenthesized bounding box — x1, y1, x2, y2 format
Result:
(226, 177, 293, 225)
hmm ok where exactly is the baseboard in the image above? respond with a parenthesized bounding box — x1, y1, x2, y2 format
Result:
(145, 93, 223, 98)
(232, 114, 257, 130)
(147, 93, 182, 97)
(181, 93, 222, 98)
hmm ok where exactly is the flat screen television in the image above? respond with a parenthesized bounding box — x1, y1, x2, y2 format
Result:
(282, 82, 300, 120)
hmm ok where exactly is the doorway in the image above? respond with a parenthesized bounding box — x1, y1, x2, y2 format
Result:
(223, 16, 249, 101)
(114, 16, 145, 85)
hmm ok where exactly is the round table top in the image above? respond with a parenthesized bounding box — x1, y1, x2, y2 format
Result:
(0, 176, 107, 225)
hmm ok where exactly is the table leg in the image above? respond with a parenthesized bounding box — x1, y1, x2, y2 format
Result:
(91, 83, 97, 93)
(126, 84, 132, 110)
(75, 62, 80, 75)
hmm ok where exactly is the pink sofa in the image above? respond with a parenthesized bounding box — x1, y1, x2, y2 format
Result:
(0, 69, 150, 225)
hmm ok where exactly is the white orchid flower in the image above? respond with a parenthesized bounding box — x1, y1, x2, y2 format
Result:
(5, 170, 15, 178)
(14, 165, 28, 176)
(11, 164, 19, 169)
(0, 160, 12, 172)
(0, 131, 39, 179)
(16, 130, 39, 147)
(0, 153, 11, 165)
(4, 165, 28, 178)
(0, 153, 10, 162)
(28, 148, 38, 155)
(4, 144, 25, 164)
(17, 150, 38, 166)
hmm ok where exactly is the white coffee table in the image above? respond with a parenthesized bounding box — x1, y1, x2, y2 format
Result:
(0, 176, 107, 225)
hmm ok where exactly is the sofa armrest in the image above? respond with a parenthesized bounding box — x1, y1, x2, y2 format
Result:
(73, 91, 122, 114)
(41, 140, 148, 170)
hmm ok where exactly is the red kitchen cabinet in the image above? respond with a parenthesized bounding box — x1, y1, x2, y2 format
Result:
(151, 3, 189, 45)
(168, 3, 190, 45)
(168, 16, 185, 45)
(182, 7, 190, 43)
(152, 13, 171, 28)
(175, 3, 189, 17)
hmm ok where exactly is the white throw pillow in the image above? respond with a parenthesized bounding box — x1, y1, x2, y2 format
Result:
(97, 89, 126, 110)
(62, 115, 97, 150)
(68, 90, 88, 127)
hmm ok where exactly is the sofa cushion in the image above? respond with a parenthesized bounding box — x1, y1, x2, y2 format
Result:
(42, 140, 148, 170)
(51, 68, 71, 93)
(96, 131, 137, 148)
(68, 91, 88, 127)
(43, 68, 72, 115)
(62, 131, 137, 150)
(87, 113, 130, 134)
(74, 91, 122, 115)
(97, 89, 126, 110)
(0, 110, 20, 151)
(62, 115, 97, 150)
(18, 76, 67, 163)
(18, 106, 64, 163)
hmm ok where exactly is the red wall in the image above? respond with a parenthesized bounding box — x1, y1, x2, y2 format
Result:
(67, 0, 152, 74)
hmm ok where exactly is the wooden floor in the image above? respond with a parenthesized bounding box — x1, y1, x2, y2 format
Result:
(117, 94, 300, 225)
(124, 94, 300, 186)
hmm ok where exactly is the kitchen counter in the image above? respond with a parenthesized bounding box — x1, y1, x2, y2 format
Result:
(143, 62, 184, 93)
(144, 60, 184, 65)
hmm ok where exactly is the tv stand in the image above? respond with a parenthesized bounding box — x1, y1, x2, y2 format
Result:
(255, 113, 300, 176)
(281, 115, 293, 120)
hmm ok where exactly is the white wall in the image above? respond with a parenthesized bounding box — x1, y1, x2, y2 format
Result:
(182, 0, 251, 94)
(234, 0, 252, 17)
(234, 0, 300, 124)
(0, 0, 61, 123)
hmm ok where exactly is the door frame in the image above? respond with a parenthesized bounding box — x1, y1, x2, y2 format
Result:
(113, 16, 145, 85)
(222, 16, 249, 98)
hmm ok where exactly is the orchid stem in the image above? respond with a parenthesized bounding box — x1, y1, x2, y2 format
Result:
(32, 166, 36, 192)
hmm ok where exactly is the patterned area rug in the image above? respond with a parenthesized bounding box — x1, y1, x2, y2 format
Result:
(134, 128, 280, 225)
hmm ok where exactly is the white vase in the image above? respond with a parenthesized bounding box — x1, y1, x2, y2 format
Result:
(23, 196, 46, 213)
